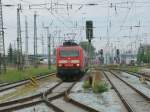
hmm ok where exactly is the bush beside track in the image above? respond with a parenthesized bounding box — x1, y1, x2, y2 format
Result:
(0, 66, 56, 83)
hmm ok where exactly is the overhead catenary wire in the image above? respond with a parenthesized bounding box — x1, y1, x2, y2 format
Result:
(2, 0, 150, 55)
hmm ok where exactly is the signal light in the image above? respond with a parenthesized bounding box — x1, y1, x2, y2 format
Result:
(100, 49, 103, 55)
(86, 21, 93, 40)
(116, 49, 120, 55)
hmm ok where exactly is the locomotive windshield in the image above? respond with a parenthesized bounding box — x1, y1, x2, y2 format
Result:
(60, 49, 79, 57)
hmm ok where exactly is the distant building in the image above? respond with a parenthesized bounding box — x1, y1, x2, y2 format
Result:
(121, 53, 137, 65)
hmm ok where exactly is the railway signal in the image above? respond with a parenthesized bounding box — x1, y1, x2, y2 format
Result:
(116, 49, 120, 56)
(86, 20, 93, 67)
(99, 49, 104, 64)
(86, 20, 93, 42)
(100, 49, 103, 56)
(116, 49, 120, 64)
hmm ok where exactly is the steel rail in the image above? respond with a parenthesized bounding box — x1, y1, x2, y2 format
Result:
(44, 99, 64, 112)
(0, 81, 62, 112)
(42, 73, 99, 112)
(103, 71, 136, 112)
(43, 82, 93, 112)
(124, 71, 150, 81)
(63, 81, 99, 112)
(42, 83, 76, 112)
(0, 72, 56, 92)
(111, 68, 150, 81)
(0, 72, 52, 87)
(0, 72, 92, 112)
(110, 71, 150, 101)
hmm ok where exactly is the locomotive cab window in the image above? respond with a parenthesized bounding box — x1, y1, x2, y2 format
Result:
(59, 49, 79, 57)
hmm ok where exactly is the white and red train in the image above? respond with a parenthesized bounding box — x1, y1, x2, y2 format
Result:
(55, 41, 88, 80)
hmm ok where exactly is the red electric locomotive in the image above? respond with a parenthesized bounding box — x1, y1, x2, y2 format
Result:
(56, 41, 88, 80)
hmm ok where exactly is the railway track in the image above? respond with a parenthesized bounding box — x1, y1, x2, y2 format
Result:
(42, 82, 77, 112)
(0, 83, 9, 87)
(0, 82, 91, 112)
(103, 71, 150, 112)
(0, 72, 52, 87)
(125, 71, 150, 81)
(43, 82, 99, 112)
(64, 86, 99, 112)
(0, 81, 62, 112)
(0, 72, 56, 92)
(112, 69, 150, 81)
(0, 73, 101, 112)
(111, 71, 150, 100)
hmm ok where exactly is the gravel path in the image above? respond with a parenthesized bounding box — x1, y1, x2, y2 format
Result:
(104, 71, 150, 112)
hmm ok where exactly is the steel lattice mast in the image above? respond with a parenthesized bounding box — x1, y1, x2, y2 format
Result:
(34, 12, 38, 68)
(25, 16, 29, 67)
(17, 4, 23, 70)
(0, 0, 6, 74)
(41, 33, 44, 55)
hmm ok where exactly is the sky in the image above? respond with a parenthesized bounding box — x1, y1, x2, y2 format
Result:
(2, 0, 150, 55)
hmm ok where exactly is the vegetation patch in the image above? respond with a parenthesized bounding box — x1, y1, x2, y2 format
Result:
(0, 66, 56, 83)
(83, 80, 108, 93)
(107, 64, 119, 70)
(128, 66, 139, 73)
(92, 81, 108, 93)
(83, 80, 91, 89)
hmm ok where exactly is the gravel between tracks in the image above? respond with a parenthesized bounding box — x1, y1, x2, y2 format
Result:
(69, 82, 128, 112)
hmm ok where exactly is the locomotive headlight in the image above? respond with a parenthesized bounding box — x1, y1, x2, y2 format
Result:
(58, 64, 62, 67)
(76, 63, 80, 67)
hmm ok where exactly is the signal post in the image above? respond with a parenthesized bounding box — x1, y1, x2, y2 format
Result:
(86, 20, 93, 68)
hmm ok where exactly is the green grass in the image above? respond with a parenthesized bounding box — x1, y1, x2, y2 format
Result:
(83, 80, 109, 93)
(0, 66, 56, 83)
(83, 80, 91, 89)
(92, 81, 108, 93)
(144, 64, 150, 68)
(127, 66, 139, 73)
